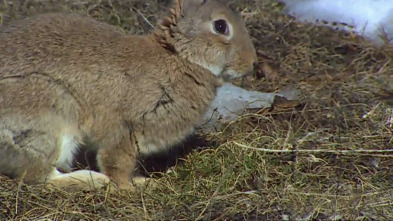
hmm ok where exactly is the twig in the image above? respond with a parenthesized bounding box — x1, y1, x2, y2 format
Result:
(233, 142, 393, 155)
(140, 189, 149, 220)
(132, 7, 155, 29)
(15, 170, 27, 216)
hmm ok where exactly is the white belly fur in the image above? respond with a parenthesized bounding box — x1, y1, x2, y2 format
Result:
(55, 134, 79, 171)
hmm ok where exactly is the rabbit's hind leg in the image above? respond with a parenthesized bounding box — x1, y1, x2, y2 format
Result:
(46, 130, 110, 189)
(45, 169, 110, 189)
(0, 116, 110, 189)
(0, 121, 60, 184)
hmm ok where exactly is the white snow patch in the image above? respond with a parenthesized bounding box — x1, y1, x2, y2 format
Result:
(199, 83, 283, 132)
(282, 0, 393, 44)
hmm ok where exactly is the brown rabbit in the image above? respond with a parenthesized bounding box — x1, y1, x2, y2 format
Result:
(0, 0, 257, 189)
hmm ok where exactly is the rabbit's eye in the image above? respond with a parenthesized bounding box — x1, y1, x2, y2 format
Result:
(213, 19, 229, 35)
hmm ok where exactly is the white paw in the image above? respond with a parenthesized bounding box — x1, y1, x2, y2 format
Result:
(47, 169, 110, 189)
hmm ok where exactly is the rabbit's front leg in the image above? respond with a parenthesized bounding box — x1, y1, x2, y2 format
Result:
(96, 127, 138, 189)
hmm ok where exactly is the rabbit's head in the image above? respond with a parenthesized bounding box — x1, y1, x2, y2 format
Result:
(156, 0, 257, 81)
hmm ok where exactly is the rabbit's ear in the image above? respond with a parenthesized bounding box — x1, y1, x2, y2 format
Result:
(158, 0, 182, 29)
(155, 0, 191, 52)
(158, 0, 209, 29)
(173, 0, 209, 17)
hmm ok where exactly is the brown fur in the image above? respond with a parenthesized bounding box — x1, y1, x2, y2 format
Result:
(0, 0, 256, 189)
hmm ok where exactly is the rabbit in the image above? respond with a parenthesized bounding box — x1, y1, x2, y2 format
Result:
(0, 0, 257, 189)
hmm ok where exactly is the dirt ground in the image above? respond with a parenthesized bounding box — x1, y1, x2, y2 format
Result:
(1, 0, 393, 220)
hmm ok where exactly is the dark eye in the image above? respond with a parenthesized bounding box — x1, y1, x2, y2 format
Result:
(213, 19, 229, 35)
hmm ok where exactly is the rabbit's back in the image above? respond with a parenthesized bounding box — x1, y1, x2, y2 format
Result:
(1, 13, 177, 117)
(0, 13, 122, 71)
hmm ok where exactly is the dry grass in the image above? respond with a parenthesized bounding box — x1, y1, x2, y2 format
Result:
(1, 0, 393, 220)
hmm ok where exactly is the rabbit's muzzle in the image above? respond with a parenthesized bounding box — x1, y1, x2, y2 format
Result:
(222, 49, 258, 81)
